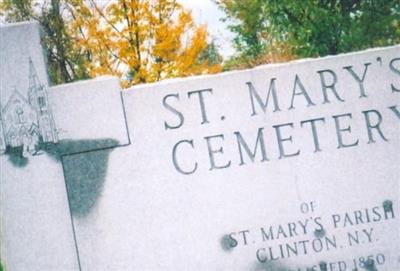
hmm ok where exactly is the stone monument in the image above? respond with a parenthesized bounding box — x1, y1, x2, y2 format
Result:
(0, 21, 399, 271)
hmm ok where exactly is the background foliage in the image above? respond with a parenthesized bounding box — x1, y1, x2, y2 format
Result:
(216, 0, 400, 69)
(0, 0, 222, 87)
(0, 1, 399, 81)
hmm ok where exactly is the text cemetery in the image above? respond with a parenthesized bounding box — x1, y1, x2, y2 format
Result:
(165, 59, 399, 174)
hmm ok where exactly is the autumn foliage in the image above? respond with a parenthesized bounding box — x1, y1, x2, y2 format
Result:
(1, 0, 222, 87)
(69, 0, 221, 87)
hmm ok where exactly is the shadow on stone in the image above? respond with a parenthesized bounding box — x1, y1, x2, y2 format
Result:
(4, 139, 118, 218)
(220, 234, 237, 252)
(383, 199, 393, 214)
(314, 228, 326, 239)
(254, 260, 325, 271)
(4, 146, 28, 168)
(45, 139, 119, 218)
(3, 138, 119, 166)
(62, 148, 114, 218)
(254, 261, 289, 271)
(43, 138, 119, 161)
(363, 259, 378, 271)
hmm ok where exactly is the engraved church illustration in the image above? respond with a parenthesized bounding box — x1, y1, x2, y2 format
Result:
(0, 59, 58, 157)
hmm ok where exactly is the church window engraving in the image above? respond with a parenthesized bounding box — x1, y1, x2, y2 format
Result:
(15, 107, 24, 123)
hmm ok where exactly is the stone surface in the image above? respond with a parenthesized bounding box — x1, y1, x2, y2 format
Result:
(0, 21, 129, 270)
(49, 77, 129, 153)
(69, 46, 400, 270)
(0, 21, 79, 271)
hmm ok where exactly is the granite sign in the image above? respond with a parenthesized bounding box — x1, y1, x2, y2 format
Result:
(0, 21, 399, 271)
(71, 45, 399, 270)
(0, 22, 128, 270)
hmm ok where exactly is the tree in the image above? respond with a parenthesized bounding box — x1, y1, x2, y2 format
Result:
(1, 0, 222, 87)
(0, 0, 89, 84)
(216, 0, 268, 59)
(216, 0, 400, 67)
(197, 40, 223, 67)
(68, 0, 222, 87)
(0, 0, 35, 22)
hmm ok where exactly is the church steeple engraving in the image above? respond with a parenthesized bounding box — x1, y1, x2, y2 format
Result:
(28, 58, 58, 144)
(0, 59, 58, 157)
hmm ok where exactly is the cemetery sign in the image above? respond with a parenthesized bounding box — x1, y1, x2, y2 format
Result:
(0, 21, 399, 271)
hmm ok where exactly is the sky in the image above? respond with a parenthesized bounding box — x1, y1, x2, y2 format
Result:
(179, 0, 235, 58)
